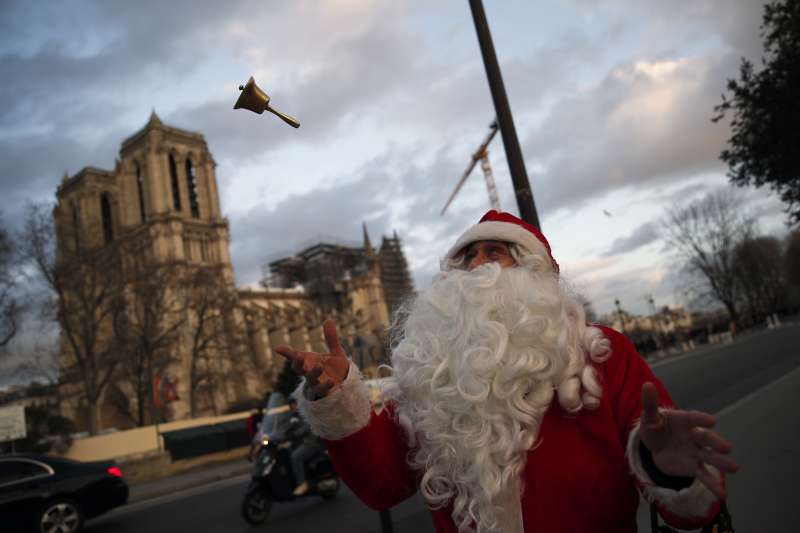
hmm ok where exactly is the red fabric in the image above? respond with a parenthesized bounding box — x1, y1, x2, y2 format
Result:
(478, 210, 559, 273)
(324, 326, 721, 532)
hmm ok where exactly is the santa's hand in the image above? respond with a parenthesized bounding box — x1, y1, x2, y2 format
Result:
(639, 382, 740, 499)
(274, 319, 350, 399)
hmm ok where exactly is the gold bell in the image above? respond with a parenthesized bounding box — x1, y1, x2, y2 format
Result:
(233, 76, 300, 128)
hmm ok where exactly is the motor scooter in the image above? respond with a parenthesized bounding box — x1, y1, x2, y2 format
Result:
(241, 395, 340, 525)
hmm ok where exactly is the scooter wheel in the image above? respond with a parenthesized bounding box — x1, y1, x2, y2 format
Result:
(241, 488, 272, 524)
(320, 478, 340, 501)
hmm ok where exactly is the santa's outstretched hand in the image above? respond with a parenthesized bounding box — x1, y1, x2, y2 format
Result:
(639, 382, 740, 499)
(274, 319, 350, 399)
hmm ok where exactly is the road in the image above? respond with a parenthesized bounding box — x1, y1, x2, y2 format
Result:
(90, 324, 800, 532)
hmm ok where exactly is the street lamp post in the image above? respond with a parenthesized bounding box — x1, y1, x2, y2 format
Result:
(469, 0, 541, 229)
(646, 294, 663, 349)
(614, 299, 626, 332)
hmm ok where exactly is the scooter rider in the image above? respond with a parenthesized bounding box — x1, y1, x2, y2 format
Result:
(287, 397, 325, 496)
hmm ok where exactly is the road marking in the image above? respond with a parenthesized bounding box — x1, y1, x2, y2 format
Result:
(650, 346, 717, 368)
(714, 364, 800, 418)
(103, 473, 250, 519)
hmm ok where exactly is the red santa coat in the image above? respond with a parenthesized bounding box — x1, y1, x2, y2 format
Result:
(299, 326, 722, 532)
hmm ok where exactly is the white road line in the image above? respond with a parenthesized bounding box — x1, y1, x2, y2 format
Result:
(714, 364, 800, 418)
(651, 347, 714, 368)
(105, 473, 250, 518)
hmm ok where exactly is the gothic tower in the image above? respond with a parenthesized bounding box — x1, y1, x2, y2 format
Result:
(54, 113, 261, 431)
(115, 111, 231, 272)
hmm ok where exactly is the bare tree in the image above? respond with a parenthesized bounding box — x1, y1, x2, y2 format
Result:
(0, 216, 21, 349)
(14, 341, 60, 387)
(19, 203, 126, 435)
(113, 253, 187, 426)
(184, 266, 247, 417)
(733, 236, 785, 324)
(661, 190, 753, 326)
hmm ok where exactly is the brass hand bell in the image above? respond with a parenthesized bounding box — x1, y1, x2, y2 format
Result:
(233, 76, 300, 128)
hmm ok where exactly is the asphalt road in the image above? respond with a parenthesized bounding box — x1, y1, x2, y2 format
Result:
(89, 324, 800, 532)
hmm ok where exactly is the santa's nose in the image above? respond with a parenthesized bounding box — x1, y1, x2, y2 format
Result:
(468, 252, 491, 270)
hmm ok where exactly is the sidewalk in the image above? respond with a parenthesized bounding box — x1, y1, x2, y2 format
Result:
(127, 456, 252, 503)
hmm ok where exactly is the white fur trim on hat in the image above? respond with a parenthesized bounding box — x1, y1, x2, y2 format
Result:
(445, 220, 551, 265)
(626, 419, 719, 518)
(295, 361, 372, 440)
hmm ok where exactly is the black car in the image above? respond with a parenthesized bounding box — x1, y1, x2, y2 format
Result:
(0, 453, 128, 533)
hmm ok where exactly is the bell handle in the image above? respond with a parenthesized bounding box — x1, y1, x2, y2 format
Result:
(267, 105, 300, 129)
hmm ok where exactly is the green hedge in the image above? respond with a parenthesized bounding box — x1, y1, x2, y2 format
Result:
(162, 418, 248, 461)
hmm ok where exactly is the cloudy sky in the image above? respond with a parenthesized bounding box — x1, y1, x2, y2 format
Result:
(0, 0, 788, 322)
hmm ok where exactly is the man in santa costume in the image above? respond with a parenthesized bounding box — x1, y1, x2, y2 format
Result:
(276, 210, 739, 532)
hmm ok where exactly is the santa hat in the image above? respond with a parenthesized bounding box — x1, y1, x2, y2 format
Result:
(445, 210, 559, 273)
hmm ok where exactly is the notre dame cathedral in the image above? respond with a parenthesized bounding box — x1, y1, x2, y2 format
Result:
(55, 113, 413, 432)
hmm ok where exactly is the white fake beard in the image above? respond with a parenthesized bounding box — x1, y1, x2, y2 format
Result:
(388, 262, 609, 533)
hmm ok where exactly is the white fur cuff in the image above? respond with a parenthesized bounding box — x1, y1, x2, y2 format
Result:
(295, 361, 373, 440)
(444, 220, 550, 263)
(626, 421, 719, 518)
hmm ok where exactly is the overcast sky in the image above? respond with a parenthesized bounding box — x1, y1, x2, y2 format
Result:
(0, 0, 789, 327)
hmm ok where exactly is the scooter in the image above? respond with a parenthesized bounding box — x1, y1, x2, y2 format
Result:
(240, 429, 340, 525)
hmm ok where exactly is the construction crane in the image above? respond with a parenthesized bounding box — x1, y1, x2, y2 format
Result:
(441, 119, 501, 215)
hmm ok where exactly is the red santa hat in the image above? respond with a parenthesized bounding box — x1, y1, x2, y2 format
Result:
(445, 210, 560, 274)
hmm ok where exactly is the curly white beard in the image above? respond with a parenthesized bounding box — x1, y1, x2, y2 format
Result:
(387, 259, 611, 533)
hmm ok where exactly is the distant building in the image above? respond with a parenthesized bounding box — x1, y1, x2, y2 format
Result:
(53, 114, 413, 432)
(599, 304, 739, 357)
(599, 304, 696, 356)
(261, 223, 415, 374)
(0, 382, 58, 410)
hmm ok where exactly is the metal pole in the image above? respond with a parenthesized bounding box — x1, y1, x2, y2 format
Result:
(469, 0, 541, 229)
(379, 509, 394, 533)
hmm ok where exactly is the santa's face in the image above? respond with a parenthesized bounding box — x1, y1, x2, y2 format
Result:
(460, 240, 515, 271)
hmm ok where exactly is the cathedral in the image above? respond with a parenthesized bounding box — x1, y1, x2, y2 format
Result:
(54, 113, 413, 432)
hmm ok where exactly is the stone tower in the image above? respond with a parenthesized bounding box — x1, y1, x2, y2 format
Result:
(115, 111, 231, 270)
(54, 113, 261, 431)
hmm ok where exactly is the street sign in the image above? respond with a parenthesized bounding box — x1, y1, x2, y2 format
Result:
(0, 405, 26, 442)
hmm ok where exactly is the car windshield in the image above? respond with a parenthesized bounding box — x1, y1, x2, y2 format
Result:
(258, 392, 291, 440)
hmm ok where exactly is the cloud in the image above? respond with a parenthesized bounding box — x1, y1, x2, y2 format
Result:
(228, 172, 391, 285)
(169, 10, 426, 164)
(582, 262, 672, 316)
(0, 0, 776, 326)
(224, 139, 499, 291)
(603, 221, 659, 256)
(523, 52, 740, 217)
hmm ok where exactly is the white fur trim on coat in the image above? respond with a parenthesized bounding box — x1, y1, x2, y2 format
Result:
(626, 419, 719, 518)
(295, 361, 372, 441)
(444, 220, 551, 265)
